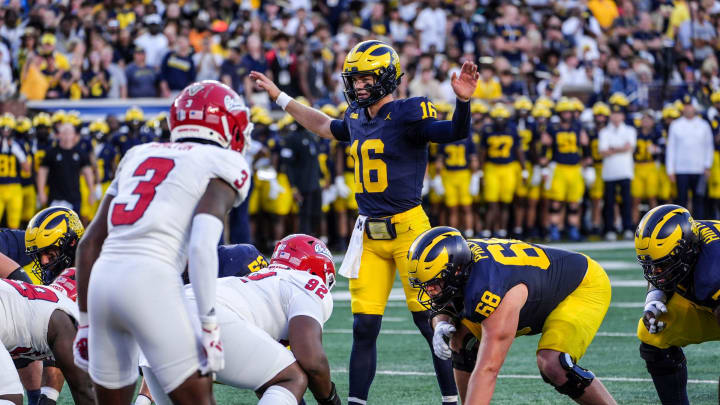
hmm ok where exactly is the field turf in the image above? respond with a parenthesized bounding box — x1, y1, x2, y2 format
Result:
(56, 241, 719, 404)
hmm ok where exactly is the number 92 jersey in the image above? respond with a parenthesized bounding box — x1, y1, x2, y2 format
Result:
(461, 239, 588, 335)
(329, 97, 440, 217)
(102, 142, 251, 271)
(0, 280, 78, 360)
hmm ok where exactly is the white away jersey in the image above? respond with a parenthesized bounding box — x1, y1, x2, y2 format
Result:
(102, 142, 251, 270)
(0, 280, 78, 360)
(186, 268, 333, 342)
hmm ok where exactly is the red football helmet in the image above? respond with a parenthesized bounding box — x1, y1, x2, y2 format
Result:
(271, 234, 336, 290)
(49, 267, 77, 302)
(169, 80, 253, 154)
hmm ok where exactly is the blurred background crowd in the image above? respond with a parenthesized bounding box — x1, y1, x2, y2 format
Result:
(2, 0, 720, 252)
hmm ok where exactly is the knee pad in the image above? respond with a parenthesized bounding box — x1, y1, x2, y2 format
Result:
(543, 353, 595, 399)
(352, 314, 382, 342)
(451, 334, 479, 373)
(566, 204, 580, 215)
(12, 357, 33, 369)
(42, 358, 56, 368)
(639, 343, 686, 376)
(549, 202, 562, 213)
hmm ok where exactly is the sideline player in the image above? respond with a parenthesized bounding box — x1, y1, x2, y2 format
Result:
(408, 227, 616, 404)
(635, 205, 720, 404)
(143, 234, 339, 405)
(73, 80, 253, 405)
(250, 40, 478, 405)
(0, 268, 95, 405)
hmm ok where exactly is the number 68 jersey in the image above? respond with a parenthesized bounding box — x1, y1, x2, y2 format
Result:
(0, 280, 78, 360)
(101, 142, 251, 271)
(186, 267, 333, 341)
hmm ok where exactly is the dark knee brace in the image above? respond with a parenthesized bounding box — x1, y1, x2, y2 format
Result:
(549, 202, 562, 214)
(451, 334, 479, 373)
(540, 353, 594, 399)
(566, 204, 580, 215)
(639, 343, 689, 405)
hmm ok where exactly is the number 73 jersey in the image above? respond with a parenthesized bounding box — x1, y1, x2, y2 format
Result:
(460, 239, 588, 335)
(102, 142, 251, 271)
(0, 280, 78, 360)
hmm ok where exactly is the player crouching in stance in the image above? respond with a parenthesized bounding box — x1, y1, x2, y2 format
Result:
(635, 205, 720, 405)
(0, 268, 95, 405)
(408, 227, 617, 405)
(141, 234, 340, 405)
(73, 80, 253, 405)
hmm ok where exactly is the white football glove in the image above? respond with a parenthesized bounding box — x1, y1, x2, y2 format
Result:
(268, 178, 283, 200)
(432, 321, 456, 360)
(470, 171, 482, 197)
(73, 312, 89, 372)
(421, 177, 430, 197)
(94, 184, 103, 200)
(335, 175, 351, 199)
(431, 175, 445, 196)
(642, 290, 668, 334)
(582, 166, 596, 187)
(521, 169, 529, 180)
(322, 185, 338, 207)
(199, 314, 224, 375)
(530, 165, 542, 186)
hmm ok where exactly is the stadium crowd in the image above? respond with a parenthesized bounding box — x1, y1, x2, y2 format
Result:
(2, 0, 720, 250)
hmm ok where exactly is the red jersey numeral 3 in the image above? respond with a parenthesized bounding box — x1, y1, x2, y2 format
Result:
(111, 157, 176, 225)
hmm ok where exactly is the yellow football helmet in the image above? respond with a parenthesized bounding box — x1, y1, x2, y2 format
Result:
(531, 106, 551, 118)
(555, 97, 574, 113)
(592, 102, 610, 117)
(125, 106, 145, 123)
(0, 112, 16, 130)
(609, 92, 630, 107)
(51, 110, 67, 125)
(337, 102, 349, 114)
(661, 104, 680, 120)
(407, 226, 472, 314)
(320, 104, 340, 118)
(66, 110, 82, 126)
(470, 101, 489, 114)
(513, 96, 533, 112)
(490, 103, 511, 119)
(711, 91, 720, 104)
(25, 207, 85, 285)
(89, 119, 110, 136)
(635, 204, 699, 291)
(342, 40, 403, 108)
(571, 97, 585, 112)
(33, 112, 52, 128)
(15, 117, 32, 134)
(535, 96, 555, 110)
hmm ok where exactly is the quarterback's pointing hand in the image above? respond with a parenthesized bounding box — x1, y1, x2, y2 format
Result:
(249, 71, 281, 101)
(451, 61, 480, 102)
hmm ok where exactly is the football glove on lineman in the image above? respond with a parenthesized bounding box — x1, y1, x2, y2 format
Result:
(642, 289, 668, 334)
(73, 312, 89, 372)
(199, 313, 224, 375)
(432, 321, 456, 360)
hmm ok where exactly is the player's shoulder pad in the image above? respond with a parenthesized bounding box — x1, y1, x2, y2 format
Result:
(692, 221, 720, 301)
(399, 96, 437, 124)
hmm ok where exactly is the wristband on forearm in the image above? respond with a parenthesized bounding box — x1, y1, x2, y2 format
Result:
(275, 92, 293, 110)
(315, 381, 341, 405)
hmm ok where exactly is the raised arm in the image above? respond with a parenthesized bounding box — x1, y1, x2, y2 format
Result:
(249, 71, 336, 140)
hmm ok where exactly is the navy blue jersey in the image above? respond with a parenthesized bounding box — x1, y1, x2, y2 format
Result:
(480, 123, 520, 164)
(515, 118, 535, 161)
(0, 229, 31, 267)
(461, 239, 587, 335)
(677, 221, 720, 309)
(548, 122, 583, 165)
(19, 140, 34, 187)
(217, 244, 268, 278)
(634, 127, 660, 163)
(329, 97, 438, 217)
(95, 141, 118, 183)
(440, 136, 475, 171)
(586, 125, 603, 164)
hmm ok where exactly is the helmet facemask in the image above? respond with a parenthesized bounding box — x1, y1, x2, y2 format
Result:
(342, 67, 402, 109)
(638, 237, 698, 292)
(29, 240, 76, 285)
(410, 261, 469, 317)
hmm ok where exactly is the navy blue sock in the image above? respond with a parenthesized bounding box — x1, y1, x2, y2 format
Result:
(299, 399, 307, 405)
(348, 314, 382, 403)
(412, 311, 458, 405)
(640, 343, 689, 405)
(27, 389, 41, 405)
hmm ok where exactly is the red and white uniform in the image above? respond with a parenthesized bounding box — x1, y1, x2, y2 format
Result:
(141, 267, 333, 403)
(0, 280, 77, 395)
(88, 142, 251, 392)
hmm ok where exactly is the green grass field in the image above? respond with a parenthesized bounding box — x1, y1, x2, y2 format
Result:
(56, 241, 720, 404)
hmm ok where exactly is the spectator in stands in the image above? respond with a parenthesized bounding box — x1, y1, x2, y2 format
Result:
(241, 34, 269, 105)
(126, 47, 158, 98)
(362, 2, 389, 37)
(134, 14, 168, 68)
(55, 14, 80, 57)
(159, 36, 196, 98)
(101, 46, 127, 99)
(473, 62, 502, 100)
(409, 66, 443, 100)
(493, 3, 529, 67)
(414, 0, 447, 52)
(677, 3, 716, 64)
(266, 32, 298, 97)
(599, 104, 636, 240)
(666, 97, 714, 217)
(37, 123, 95, 214)
(193, 36, 222, 82)
(452, 3, 482, 55)
(113, 25, 135, 66)
(83, 50, 110, 99)
(285, 6, 314, 36)
(220, 40, 247, 96)
(20, 53, 48, 100)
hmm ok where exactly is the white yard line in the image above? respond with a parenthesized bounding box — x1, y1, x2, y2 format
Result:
(328, 368, 716, 384)
(324, 329, 637, 337)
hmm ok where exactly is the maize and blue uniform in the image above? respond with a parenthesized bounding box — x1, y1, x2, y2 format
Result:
(329, 96, 471, 314)
(637, 220, 720, 348)
(546, 122, 584, 203)
(317, 139, 334, 212)
(333, 141, 358, 212)
(0, 229, 40, 284)
(461, 239, 611, 361)
(632, 126, 661, 200)
(586, 126, 604, 200)
(0, 139, 27, 229)
(439, 137, 475, 207)
(656, 125, 674, 201)
(480, 124, 520, 203)
(19, 140, 35, 223)
(709, 119, 720, 199)
(514, 118, 538, 199)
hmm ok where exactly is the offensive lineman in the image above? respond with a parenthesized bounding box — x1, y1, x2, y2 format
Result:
(143, 234, 340, 405)
(408, 227, 617, 404)
(73, 80, 253, 405)
(250, 40, 478, 405)
(0, 268, 95, 405)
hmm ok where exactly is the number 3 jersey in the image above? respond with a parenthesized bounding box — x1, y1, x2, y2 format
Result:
(0, 280, 78, 360)
(185, 267, 333, 342)
(102, 142, 251, 271)
(460, 239, 588, 335)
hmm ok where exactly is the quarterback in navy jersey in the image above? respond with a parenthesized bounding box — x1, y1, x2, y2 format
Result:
(408, 227, 616, 405)
(251, 40, 478, 405)
(635, 205, 720, 405)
